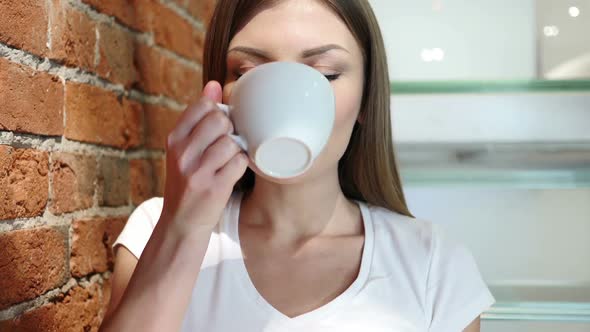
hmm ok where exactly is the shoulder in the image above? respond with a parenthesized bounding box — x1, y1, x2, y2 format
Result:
(111, 196, 164, 259)
(131, 196, 164, 229)
(129, 192, 240, 230)
(364, 204, 495, 330)
(366, 203, 438, 260)
(365, 203, 482, 288)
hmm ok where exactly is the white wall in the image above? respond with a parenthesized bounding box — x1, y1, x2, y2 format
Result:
(369, 0, 536, 80)
(391, 93, 590, 144)
(404, 188, 590, 287)
(537, 0, 590, 77)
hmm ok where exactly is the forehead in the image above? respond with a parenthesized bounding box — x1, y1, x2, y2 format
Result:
(229, 0, 360, 56)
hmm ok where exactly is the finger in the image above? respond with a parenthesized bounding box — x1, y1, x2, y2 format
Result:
(167, 81, 223, 146)
(198, 135, 242, 174)
(202, 80, 223, 103)
(215, 152, 249, 186)
(168, 99, 217, 146)
(177, 110, 232, 172)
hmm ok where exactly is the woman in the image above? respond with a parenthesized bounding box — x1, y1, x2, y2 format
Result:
(100, 1, 495, 331)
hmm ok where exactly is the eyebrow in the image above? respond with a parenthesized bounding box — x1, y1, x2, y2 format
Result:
(302, 44, 349, 58)
(227, 44, 349, 60)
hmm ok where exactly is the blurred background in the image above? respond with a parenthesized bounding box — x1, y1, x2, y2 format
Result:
(370, 0, 590, 331)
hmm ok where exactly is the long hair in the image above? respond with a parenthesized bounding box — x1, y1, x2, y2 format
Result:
(202, 0, 413, 217)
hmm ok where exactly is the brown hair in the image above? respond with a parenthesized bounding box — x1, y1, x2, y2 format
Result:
(203, 0, 413, 217)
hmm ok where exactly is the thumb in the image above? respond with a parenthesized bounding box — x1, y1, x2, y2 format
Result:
(202, 80, 223, 103)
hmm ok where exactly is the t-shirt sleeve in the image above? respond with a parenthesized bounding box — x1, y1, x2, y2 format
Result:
(112, 197, 163, 259)
(425, 224, 495, 332)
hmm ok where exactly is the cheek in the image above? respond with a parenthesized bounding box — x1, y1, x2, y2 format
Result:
(222, 82, 235, 104)
(333, 79, 363, 136)
(302, 76, 363, 174)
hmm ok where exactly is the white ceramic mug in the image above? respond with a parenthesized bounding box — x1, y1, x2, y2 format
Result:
(216, 61, 335, 179)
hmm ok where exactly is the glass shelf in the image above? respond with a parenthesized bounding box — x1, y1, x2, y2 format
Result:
(484, 302, 590, 322)
(397, 142, 590, 188)
(390, 80, 590, 95)
(400, 169, 590, 189)
(403, 142, 590, 325)
(483, 285, 590, 322)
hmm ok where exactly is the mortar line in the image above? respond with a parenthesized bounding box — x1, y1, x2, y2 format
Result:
(0, 204, 135, 233)
(65, 221, 72, 293)
(0, 41, 187, 112)
(158, 0, 206, 32)
(46, 0, 53, 50)
(69, 0, 203, 71)
(62, 77, 67, 131)
(47, 152, 54, 219)
(93, 154, 101, 209)
(0, 271, 112, 321)
(157, 44, 204, 71)
(94, 25, 101, 68)
(0, 131, 165, 160)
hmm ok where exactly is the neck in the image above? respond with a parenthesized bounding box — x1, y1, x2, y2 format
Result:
(240, 169, 361, 241)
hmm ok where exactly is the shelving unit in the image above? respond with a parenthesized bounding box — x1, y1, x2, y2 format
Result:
(390, 79, 590, 95)
(485, 302, 590, 322)
(369, 0, 590, 327)
(401, 168, 590, 189)
(392, 87, 590, 327)
(398, 142, 590, 189)
(483, 285, 590, 322)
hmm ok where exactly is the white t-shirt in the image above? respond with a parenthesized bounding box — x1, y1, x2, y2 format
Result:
(113, 191, 495, 332)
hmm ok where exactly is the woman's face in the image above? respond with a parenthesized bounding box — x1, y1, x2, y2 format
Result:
(223, 0, 365, 184)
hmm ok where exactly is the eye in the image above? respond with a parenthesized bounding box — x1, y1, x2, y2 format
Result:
(324, 73, 341, 81)
(234, 70, 340, 81)
(232, 67, 252, 80)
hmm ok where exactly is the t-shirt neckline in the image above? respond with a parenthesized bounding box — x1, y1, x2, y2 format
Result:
(224, 190, 375, 326)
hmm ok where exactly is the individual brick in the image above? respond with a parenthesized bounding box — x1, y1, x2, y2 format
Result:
(130, 159, 155, 205)
(151, 1, 202, 61)
(49, 152, 96, 215)
(172, 0, 189, 8)
(0, 0, 49, 56)
(0, 227, 68, 310)
(81, 0, 152, 32)
(129, 157, 166, 204)
(0, 146, 49, 221)
(134, 43, 202, 103)
(49, 0, 96, 72)
(64, 82, 143, 149)
(152, 157, 166, 197)
(0, 58, 64, 136)
(162, 57, 202, 104)
(133, 41, 165, 97)
(70, 216, 127, 277)
(144, 105, 181, 150)
(97, 156, 130, 207)
(188, 0, 218, 28)
(96, 22, 138, 87)
(0, 282, 109, 332)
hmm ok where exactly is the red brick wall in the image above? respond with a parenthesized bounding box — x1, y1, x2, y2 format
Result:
(0, 0, 216, 330)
